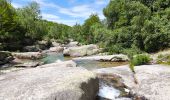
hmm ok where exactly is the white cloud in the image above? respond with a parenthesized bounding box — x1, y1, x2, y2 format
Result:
(95, 0, 107, 5)
(12, 0, 108, 25)
(11, 3, 22, 8)
(42, 13, 60, 20)
(42, 13, 78, 26)
(33, 0, 106, 19)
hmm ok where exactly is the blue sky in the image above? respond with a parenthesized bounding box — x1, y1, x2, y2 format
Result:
(11, 0, 109, 26)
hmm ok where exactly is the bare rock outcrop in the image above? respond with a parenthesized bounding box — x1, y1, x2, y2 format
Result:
(12, 52, 44, 59)
(94, 64, 170, 100)
(73, 54, 129, 62)
(0, 60, 99, 100)
(63, 44, 100, 57)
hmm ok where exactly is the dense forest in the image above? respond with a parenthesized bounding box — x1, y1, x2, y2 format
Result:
(0, 0, 170, 55)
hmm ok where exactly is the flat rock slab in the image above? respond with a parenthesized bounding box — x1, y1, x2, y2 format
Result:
(94, 64, 170, 100)
(0, 64, 99, 100)
(12, 52, 44, 59)
(134, 65, 170, 100)
(73, 54, 129, 62)
(14, 61, 43, 68)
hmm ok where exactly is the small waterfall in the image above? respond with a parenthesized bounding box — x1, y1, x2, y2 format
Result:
(98, 81, 120, 100)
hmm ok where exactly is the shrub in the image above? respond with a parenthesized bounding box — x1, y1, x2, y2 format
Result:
(131, 54, 151, 66)
(122, 46, 143, 59)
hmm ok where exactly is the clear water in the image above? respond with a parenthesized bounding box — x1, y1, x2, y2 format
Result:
(1, 52, 129, 100)
(41, 53, 128, 70)
(41, 53, 65, 64)
(42, 53, 129, 100)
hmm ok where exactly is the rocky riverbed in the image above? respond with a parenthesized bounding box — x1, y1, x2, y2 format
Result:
(0, 42, 170, 100)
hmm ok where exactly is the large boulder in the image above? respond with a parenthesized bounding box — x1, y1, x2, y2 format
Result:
(73, 54, 129, 62)
(36, 40, 52, 50)
(0, 61, 99, 100)
(49, 46, 64, 53)
(52, 41, 61, 47)
(12, 52, 44, 59)
(23, 45, 39, 52)
(64, 44, 100, 57)
(0, 51, 14, 65)
(23, 40, 52, 52)
(94, 65, 170, 100)
(66, 41, 79, 47)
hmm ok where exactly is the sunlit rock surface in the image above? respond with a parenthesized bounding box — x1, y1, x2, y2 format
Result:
(94, 64, 170, 100)
(12, 52, 44, 59)
(73, 54, 129, 62)
(63, 44, 99, 57)
(0, 61, 99, 100)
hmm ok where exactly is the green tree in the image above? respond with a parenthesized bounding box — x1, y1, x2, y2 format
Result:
(17, 1, 45, 40)
(82, 14, 101, 43)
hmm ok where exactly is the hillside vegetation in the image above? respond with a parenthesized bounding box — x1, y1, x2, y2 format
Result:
(0, 0, 170, 54)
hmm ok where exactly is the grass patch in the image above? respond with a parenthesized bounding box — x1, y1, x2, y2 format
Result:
(129, 54, 151, 72)
(131, 54, 151, 66)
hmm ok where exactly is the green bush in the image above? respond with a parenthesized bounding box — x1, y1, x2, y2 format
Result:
(131, 54, 151, 66)
(122, 46, 143, 59)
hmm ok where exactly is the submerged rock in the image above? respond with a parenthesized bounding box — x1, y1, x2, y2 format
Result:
(63, 44, 100, 57)
(0, 51, 14, 65)
(0, 61, 99, 100)
(73, 54, 129, 62)
(12, 52, 44, 59)
(94, 64, 170, 100)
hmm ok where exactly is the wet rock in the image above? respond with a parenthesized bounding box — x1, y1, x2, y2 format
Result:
(73, 54, 129, 62)
(63, 44, 100, 57)
(12, 52, 44, 59)
(0, 61, 99, 100)
(0, 51, 14, 65)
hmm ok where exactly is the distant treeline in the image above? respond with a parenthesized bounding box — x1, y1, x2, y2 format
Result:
(0, 0, 170, 54)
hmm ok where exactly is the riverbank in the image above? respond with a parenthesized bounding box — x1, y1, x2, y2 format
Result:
(0, 41, 170, 100)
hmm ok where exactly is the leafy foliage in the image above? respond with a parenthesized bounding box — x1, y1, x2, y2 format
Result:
(131, 54, 151, 66)
(0, 0, 169, 53)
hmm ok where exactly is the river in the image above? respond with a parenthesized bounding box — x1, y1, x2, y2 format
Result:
(0, 52, 130, 100)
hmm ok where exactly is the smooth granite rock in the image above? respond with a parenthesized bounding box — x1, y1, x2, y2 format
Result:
(63, 44, 99, 57)
(0, 61, 99, 100)
(73, 54, 129, 62)
(12, 52, 44, 59)
(94, 64, 170, 100)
